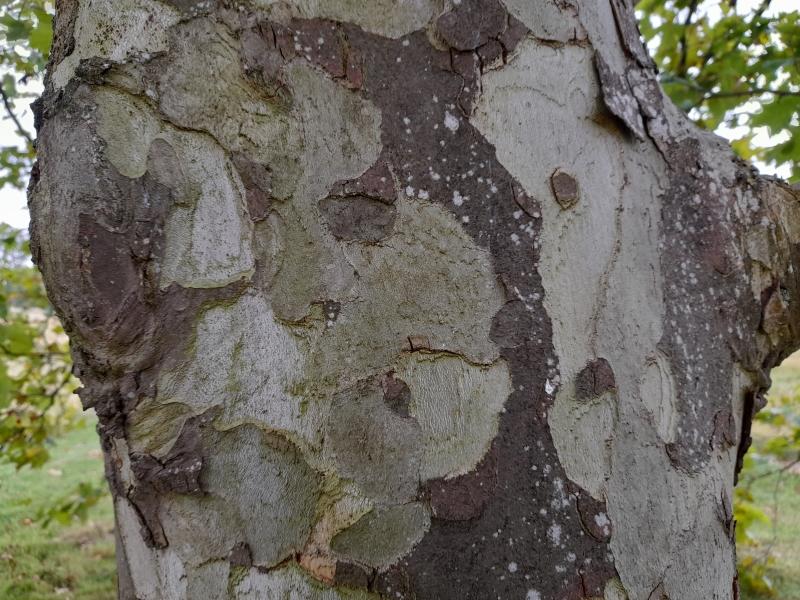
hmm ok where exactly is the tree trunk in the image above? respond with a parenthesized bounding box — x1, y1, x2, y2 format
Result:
(28, 0, 800, 598)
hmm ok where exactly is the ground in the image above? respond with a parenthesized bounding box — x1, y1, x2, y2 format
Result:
(746, 467, 800, 599)
(744, 355, 800, 599)
(0, 385, 798, 599)
(0, 424, 115, 599)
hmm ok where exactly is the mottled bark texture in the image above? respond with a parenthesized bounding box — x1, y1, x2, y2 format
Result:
(28, 0, 800, 599)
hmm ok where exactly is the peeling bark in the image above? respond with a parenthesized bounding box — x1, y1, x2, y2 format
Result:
(29, 0, 800, 599)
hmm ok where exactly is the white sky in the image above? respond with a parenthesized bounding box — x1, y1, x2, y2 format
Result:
(0, 0, 795, 230)
(0, 84, 37, 229)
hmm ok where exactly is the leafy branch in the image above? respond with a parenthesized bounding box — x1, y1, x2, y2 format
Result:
(637, 0, 800, 181)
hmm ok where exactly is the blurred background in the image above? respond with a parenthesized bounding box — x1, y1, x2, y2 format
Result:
(0, 1, 798, 598)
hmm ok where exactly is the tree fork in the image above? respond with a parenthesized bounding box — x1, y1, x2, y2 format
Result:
(28, 0, 800, 598)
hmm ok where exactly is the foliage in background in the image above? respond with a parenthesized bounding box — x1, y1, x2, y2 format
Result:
(0, 224, 77, 469)
(0, 224, 104, 528)
(0, 426, 116, 599)
(0, 1, 103, 527)
(735, 368, 800, 596)
(0, 0, 51, 189)
(637, 0, 800, 182)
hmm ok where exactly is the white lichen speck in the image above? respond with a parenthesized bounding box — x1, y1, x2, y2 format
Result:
(444, 111, 460, 132)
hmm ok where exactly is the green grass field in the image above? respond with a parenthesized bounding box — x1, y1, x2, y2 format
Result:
(1, 371, 799, 599)
(0, 424, 115, 599)
(742, 359, 800, 599)
(744, 468, 800, 599)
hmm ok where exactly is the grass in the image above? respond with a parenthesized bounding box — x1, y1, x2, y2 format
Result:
(0, 423, 115, 600)
(743, 468, 800, 599)
(1, 367, 799, 599)
(739, 357, 800, 599)
(770, 352, 800, 395)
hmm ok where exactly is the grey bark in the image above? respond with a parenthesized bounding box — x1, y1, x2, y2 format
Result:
(28, 0, 800, 599)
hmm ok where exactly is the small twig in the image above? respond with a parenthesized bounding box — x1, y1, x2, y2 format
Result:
(677, 0, 700, 77)
(664, 76, 800, 101)
(753, 0, 773, 20)
(699, 0, 774, 71)
(0, 84, 34, 146)
(758, 465, 785, 565)
(41, 370, 76, 415)
(743, 457, 800, 485)
(701, 88, 800, 100)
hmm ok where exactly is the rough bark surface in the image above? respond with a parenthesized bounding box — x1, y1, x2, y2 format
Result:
(28, 0, 800, 599)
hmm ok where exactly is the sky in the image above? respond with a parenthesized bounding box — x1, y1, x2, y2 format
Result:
(0, 85, 36, 229)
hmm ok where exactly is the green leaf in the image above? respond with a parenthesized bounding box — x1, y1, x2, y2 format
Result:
(637, 0, 800, 176)
(2, 72, 16, 96)
(1, 14, 30, 42)
(0, 362, 11, 404)
(28, 11, 51, 56)
(1, 321, 35, 355)
(751, 97, 800, 136)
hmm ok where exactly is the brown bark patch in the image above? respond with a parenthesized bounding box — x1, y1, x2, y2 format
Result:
(435, 0, 507, 51)
(231, 153, 273, 222)
(50, 0, 79, 69)
(320, 161, 398, 242)
(228, 542, 253, 567)
(381, 372, 412, 418)
(550, 169, 580, 209)
(319, 195, 397, 242)
(334, 561, 373, 589)
(575, 358, 616, 401)
(332, 161, 396, 203)
(427, 445, 498, 521)
(575, 493, 612, 543)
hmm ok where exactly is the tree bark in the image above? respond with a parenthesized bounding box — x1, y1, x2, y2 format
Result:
(28, 0, 800, 598)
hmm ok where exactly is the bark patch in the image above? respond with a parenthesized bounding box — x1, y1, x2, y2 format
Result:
(435, 0, 507, 51)
(427, 444, 498, 521)
(232, 153, 273, 222)
(595, 53, 646, 140)
(550, 169, 580, 209)
(575, 358, 616, 401)
(320, 161, 398, 241)
(263, 14, 619, 598)
(381, 372, 412, 418)
(320, 195, 397, 242)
